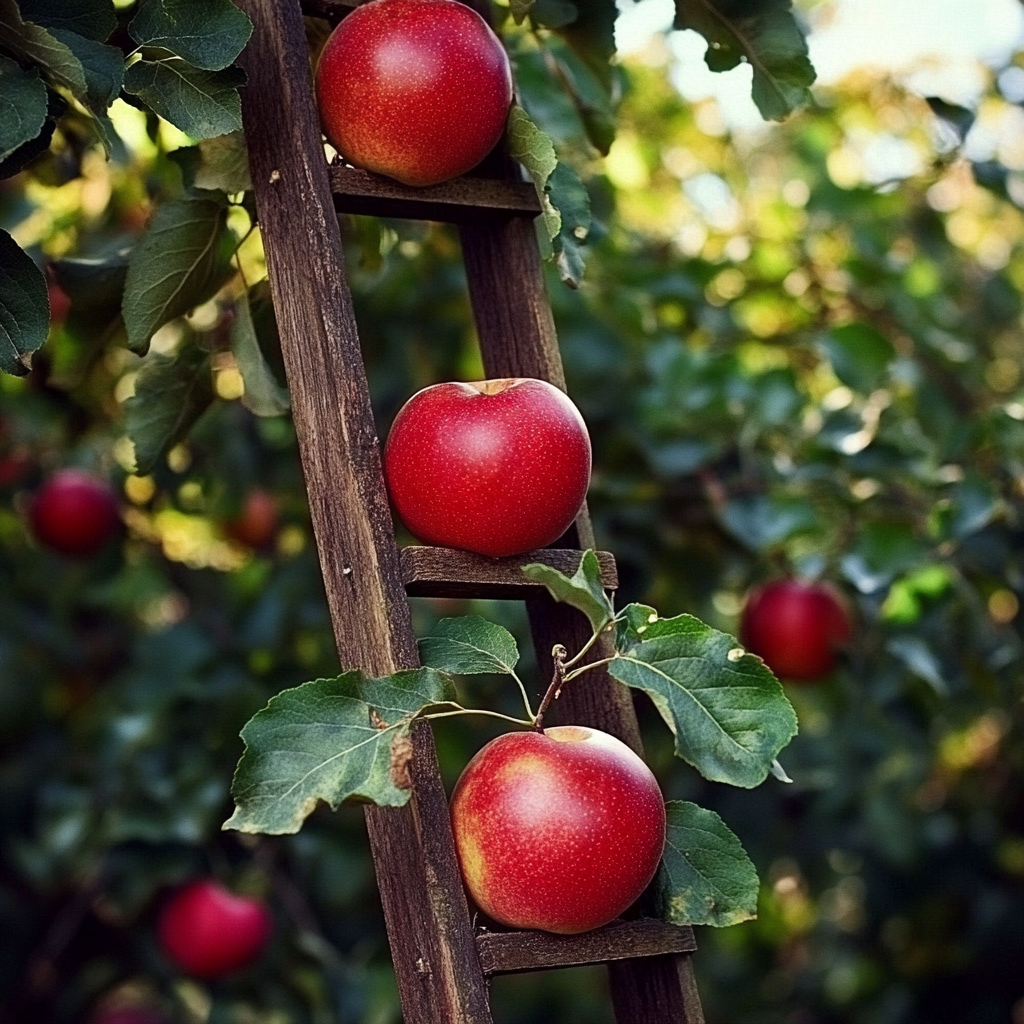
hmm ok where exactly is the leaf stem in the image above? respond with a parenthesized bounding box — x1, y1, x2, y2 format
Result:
(421, 704, 534, 730)
(509, 668, 537, 723)
(562, 655, 618, 684)
(562, 619, 613, 670)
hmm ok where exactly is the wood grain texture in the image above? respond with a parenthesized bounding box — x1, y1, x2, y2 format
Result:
(609, 955, 707, 1024)
(401, 545, 617, 599)
(331, 165, 540, 222)
(477, 921, 696, 976)
(237, 3, 492, 1022)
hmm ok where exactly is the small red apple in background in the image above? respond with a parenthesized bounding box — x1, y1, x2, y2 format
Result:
(29, 469, 121, 557)
(315, 0, 513, 186)
(450, 726, 666, 934)
(740, 578, 852, 683)
(158, 879, 272, 978)
(384, 378, 591, 558)
(225, 489, 280, 550)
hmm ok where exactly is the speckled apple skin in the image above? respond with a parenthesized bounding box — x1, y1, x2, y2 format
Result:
(314, 0, 513, 187)
(450, 727, 667, 934)
(29, 469, 120, 557)
(740, 579, 852, 682)
(383, 378, 591, 558)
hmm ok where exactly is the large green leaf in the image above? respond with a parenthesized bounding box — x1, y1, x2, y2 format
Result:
(419, 616, 520, 676)
(657, 801, 759, 927)
(224, 668, 456, 835)
(0, 0, 89, 99)
(609, 606, 797, 788)
(230, 289, 289, 417)
(123, 58, 245, 140)
(122, 196, 233, 353)
(0, 229, 48, 376)
(549, 160, 591, 287)
(123, 339, 215, 474)
(129, 0, 252, 72)
(49, 29, 124, 112)
(0, 56, 47, 163)
(673, 0, 815, 121)
(821, 322, 894, 393)
(522, 550, 614, 634)
(16, 0, 117, 42)
(172, 131, 252, 193)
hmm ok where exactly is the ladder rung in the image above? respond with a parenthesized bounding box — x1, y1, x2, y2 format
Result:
(476, 919, 696, 976)
(330, 166, 540, 223)
(400, 546, 617, 599)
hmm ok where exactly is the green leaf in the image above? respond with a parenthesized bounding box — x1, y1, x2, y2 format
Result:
(0, 229, 48, 376)
(122, 196, 233, 353)
(49, 29, 124, 112)
(230, 289, 289, 417)
(657, 801, 759, 927)
(720, 494, 817, 551)
(179, 130, 252, 193)
(546, 36, 616, 154)
(16, 0, 117, 42)
(554, 0, 616, 93)
(821, 323, 894, 393)
(0, 0, 89, 99)
(506, 105, 561, 243)
(510, 0, 537, 24)
(522, 550, 614, 634)
(0, 56, 47, 163)
(419, 616, 520, 676)
(530, 0, 578, 28)
(609, 610, 797, 788)
(926, 96, 975, 144)
(549, 160, 591, 287)
(224, 668, 457, 835)
(123, 57, 245, 140)
(672, 0, 815, 121)
(124, 339, 215, 473)
(129, 0, 252, 72)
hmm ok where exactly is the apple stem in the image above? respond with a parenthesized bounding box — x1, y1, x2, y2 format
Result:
(533, 644, 568, 732)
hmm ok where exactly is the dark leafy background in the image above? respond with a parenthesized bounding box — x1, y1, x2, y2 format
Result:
(3, 0, 1024, 1022)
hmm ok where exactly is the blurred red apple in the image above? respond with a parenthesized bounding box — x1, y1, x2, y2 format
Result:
(29, 469, 120, 557)
(315, 0, 513, 186)
(225, 489, 280, 550)
(383, 378, 591, 558)
(92, 1008, 166, 1024)
(740, 578, 852, 682)
(450, 726, 666, 934)
(158, 879, 271, 978)
(47, 275, 71, 330)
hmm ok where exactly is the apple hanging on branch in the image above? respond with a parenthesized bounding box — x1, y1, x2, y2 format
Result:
(384, 378, 591, 558)
(225, 550, 796, 934)
(315, 0, 513, 187)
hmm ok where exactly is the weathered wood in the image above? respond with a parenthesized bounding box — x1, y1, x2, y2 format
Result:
(401, 545, 617, 598)
(609, 955, 707, 1024)
(331, 165, 540, 222)
(237, 3, 492, 1022)
(477, 921, 696, 976)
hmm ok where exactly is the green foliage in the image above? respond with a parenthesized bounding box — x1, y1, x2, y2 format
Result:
(230, 289, 289, 417)
(225, 669, 457, 834)
(672, 0, 816, 120)
(419, 615, 520, 676)
(522, 549, 614, 632)
(122, 196, 234, 353)
(0, 226, 47, 375)
(0, 56, 47, 162)
(129, 0, 252, 72)
(658, 801, 759, 927)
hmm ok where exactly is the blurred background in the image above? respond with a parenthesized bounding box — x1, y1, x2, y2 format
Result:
(3, 0, 1024, 1021)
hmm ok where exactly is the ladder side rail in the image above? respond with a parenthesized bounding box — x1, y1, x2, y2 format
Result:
(236, 3, 492, 1021)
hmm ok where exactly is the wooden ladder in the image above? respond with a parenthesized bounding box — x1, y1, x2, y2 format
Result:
(236, 1, 706, 1020)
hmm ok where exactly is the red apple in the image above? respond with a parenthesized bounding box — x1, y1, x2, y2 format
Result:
(383, 378, 591, 558)
(158, 879, 272, 978)
(225, 489, 280, 550)
(740, 578, 852, 682)
(449, 726, 666, 934)
(47, 277, 71, 330)
(29, 469, 121, 557)
(314, 0, 513, 186)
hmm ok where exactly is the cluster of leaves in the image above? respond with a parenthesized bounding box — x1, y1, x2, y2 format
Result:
(226, 549, 797, 928)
